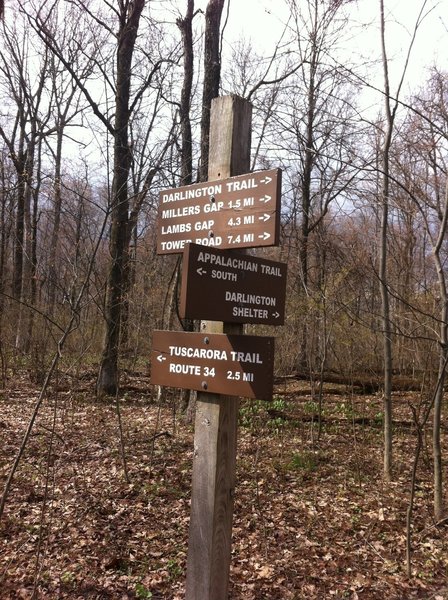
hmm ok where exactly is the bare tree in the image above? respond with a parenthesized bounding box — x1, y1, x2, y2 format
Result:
(177, 0, 195, 186)
(0, 15, 51, 350)
(265, 0, 359, 372)
(96, 0, 146, 395)
(378, 0, 430, 479)
(396, 68, 448, 519)
(42, 9, 90, 317)
(198, 0, 225, 182)
(25, 0, 177, 395)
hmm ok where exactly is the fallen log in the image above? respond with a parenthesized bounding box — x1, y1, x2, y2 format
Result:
(275, 372, 424, 394)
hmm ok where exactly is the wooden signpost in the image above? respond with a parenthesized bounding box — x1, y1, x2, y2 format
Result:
(151, 95, 285, 600)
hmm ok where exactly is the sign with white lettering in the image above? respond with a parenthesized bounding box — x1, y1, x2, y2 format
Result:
(156, 169, 281, 254)
(150, 330, 274, 400)
(179, 243, 287, 325)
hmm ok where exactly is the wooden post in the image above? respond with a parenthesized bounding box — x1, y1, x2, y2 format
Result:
(185, 95, 252, 600)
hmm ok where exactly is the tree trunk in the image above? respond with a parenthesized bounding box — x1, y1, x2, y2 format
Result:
(25, 136, 44, 353)
(177, 0, 196, 415)
(48, 128, 63, 317)
(379, 0, 394, 480)
(433, 346, 446, 521)
(97, 0, 145, 396)
(177, 0, 194, 186)
(431, 179, 448, 521)
(298, 49, 316, 370)
(12, 135, 26, 304)
(15, 133, 36, 352)
(198, 0, 225, 183)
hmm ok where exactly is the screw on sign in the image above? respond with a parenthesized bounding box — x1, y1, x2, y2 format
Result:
(150, 330, 275, 401)
(156, 168, 281, 254)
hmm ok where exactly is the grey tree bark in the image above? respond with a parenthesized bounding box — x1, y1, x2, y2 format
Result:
(198, 0, 225, 183)
(378, 0, 429, 479)
(97, 0, 145, 396)
(379, 0, 394, 479)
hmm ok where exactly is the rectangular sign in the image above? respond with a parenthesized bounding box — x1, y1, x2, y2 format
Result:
(179, 243, 287, 325)
(156, 168, 281, 255)
(151, 330, 274, 400)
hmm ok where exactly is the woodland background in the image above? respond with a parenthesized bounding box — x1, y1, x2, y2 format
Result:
(0, 0, 448, 597)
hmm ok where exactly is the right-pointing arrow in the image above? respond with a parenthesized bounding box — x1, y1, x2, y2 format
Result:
(259, 213, 271, 222)
(259, 194, 272, 203)
(258, 232, 271, 241)
(272, 312, 280, 319)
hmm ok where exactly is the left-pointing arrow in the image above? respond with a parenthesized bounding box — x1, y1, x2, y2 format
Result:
(157, 355, 167, 362)
(197, 267, 207, 275)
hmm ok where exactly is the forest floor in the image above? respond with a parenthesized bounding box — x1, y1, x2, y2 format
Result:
(0, 371, 447, 599)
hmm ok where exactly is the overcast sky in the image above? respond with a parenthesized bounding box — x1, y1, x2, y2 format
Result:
(198, 0, 448, 93)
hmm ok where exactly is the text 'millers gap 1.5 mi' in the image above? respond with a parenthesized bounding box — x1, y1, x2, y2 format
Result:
(156, 168, 281, 255)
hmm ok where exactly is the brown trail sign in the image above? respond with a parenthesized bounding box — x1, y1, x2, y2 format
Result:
(180, 242, 287, 325)
(150, 330, 274, 400)
(156, 168, 281, 254)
